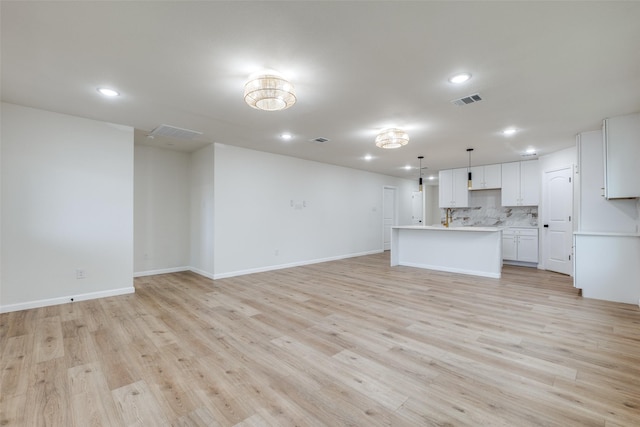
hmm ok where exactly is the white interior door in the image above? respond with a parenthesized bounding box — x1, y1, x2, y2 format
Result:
(544, 167, 573, 275)
(383, 187, 397, 251)
(411, 191, 423, 225)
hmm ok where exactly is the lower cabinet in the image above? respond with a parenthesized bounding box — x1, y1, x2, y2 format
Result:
(502, 228, 538, 263)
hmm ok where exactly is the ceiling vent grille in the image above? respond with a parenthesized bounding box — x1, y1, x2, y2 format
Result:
(148, 124, 202, 140)
(310, 137, 330, 144)
(451, 93, 483, 107)
(521, 152, 538, 158)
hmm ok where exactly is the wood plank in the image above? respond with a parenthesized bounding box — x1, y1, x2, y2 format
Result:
(111, 380, 170, 427)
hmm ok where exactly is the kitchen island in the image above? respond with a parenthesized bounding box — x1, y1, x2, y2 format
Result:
(391, 225, 503, 278)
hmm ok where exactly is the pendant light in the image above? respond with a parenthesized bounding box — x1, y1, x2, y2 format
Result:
(467, 148, 474, 189)
(418, 156, 424, 191)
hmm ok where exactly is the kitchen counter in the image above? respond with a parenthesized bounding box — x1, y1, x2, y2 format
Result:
(391, 226, 503, 278)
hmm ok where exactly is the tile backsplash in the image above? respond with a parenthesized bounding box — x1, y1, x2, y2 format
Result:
(439, 189, 538, 227)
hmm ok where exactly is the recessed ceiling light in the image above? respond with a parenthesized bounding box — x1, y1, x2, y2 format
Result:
(525, 148, 536, 154)
(502, 128, 517, 136)
(448, 73, 471, 84)
(281, 133, 293, 140)
(404, 165, 412, 170)
(428, 176, 435, 180)
(364, 154, 373, 161)
(97, 87, 120, 97)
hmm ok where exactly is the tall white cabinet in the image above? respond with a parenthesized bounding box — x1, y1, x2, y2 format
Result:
(438, 168, 469, 208)
(603, 113, 640, 199)
(501, 160, 540, 206)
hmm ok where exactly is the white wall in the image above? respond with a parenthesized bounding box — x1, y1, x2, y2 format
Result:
(213, 144, 414, 278)
(134, 145, 191, 275)
(190, 144, 215, 278)
(1, 103, 134, 312)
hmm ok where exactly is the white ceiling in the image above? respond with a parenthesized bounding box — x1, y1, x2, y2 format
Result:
(2, 1, 639, 179)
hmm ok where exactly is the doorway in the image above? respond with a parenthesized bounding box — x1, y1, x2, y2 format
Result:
(382, 186, 397, 251)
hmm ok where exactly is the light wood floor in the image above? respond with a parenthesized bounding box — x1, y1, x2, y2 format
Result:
(2, 253, 640, 426)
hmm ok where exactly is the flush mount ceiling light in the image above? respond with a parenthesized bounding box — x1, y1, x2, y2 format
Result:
(375, 128, 409, 149)
(97, 87, 120, 97)
(502, 128, 518, 136)
(448, 73, 471, 84)
(280, 132, 293, 140)
(243, 72, 296, 111)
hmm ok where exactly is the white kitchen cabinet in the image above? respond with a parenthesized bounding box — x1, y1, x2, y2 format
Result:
(603, 113, 640, 199)
(501, 160, 540, 206)
(469, 164, 502, 190)
(574, 232, 640, 305)
(502, 228, 538, 263)
(438, 168, 469, 208)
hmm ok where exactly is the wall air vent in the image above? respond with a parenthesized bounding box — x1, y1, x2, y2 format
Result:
(148, 124, 203, 140)
(310, 137, 330, 144)
(521, 152, 538, 158)
(451, 93, 483, 107)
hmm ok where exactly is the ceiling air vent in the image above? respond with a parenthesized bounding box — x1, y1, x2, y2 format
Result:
(310, 137, 330, 144)
(148, 124, 203, 140)
(451, 93, 483, 107)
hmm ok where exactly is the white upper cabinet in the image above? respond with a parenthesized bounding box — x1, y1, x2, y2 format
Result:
(501, 160, 540, 206)
(469, 164, 501, 190)
(603, 113, 640, 199)
(439, 168, 469, 208)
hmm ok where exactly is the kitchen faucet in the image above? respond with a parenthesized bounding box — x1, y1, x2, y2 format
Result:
(444, 208, 452, 227)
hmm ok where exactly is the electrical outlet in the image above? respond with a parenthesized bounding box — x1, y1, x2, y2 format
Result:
(76, 269, 86, 279)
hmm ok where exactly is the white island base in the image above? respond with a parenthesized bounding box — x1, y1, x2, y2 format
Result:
(391, 226, 503, 278)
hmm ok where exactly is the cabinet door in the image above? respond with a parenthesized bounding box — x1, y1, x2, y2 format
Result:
(517, 235, 539, 262)
(483, 164, 502, 189)
(604, 113, 640, 199)
(501, 162, 520, 206)
(520, 160, 540, 206)
(452, 168, 469, 207)
(438, 170, 453, 207)
(502, 235, 517, 260)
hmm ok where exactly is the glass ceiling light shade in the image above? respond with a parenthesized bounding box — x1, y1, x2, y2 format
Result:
(375, 128, 409, 149)
(243, 74, 296, 111)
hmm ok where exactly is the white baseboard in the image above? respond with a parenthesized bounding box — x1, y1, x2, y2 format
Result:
(0, 287, 135, 314)
(211, 249, 383, 280)
(399, 261, 501, 279)
(189, 267, 215, 280)
(134, 266, 190, 277)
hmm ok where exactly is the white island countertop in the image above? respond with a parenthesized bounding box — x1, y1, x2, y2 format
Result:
(394, 225, 504, 232)
(391, 225, 503, 278)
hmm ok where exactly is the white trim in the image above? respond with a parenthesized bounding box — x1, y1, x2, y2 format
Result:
(398, 262, 501, 279)
(0, 287, 135, 314)
(211, 250, 382, 280)
(189, 267, 215, 280)
(133, 266, 190, 277)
